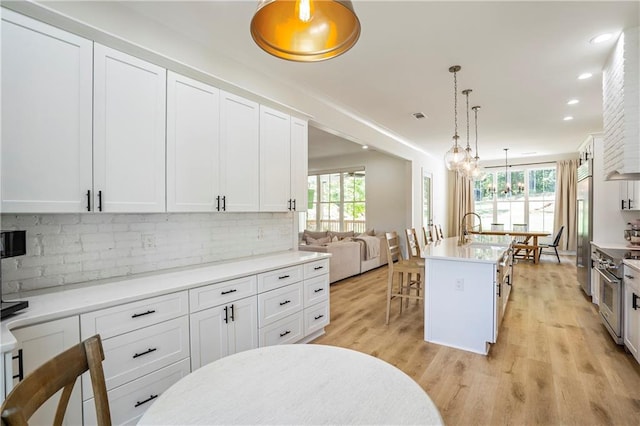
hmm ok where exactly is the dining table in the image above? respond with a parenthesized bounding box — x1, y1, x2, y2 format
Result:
(469, 229, 551, 263)
(137, 344, 444, 425)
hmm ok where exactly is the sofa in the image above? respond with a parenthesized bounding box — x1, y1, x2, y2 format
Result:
(298, 230, 388, 283)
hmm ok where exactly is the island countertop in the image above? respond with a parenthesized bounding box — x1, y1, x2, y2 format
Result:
(423, 235, 513, 264)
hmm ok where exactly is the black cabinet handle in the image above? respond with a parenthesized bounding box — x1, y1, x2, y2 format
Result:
(86, 190, 91, 211)
(131, 309, 156, 319)
(279, 330, 291, 337)
(12, 349, 24, 381)
(497, 283, 501, 297)
(630, 199, 634, 209)
(216, 195, 220, 211)
(633, 293, 639, 310)
(222, 196, 226, 211)
(279, 300, 291, 306)
(278, 275, 290, 280)
(133, 348, 157, 359)
(293, 199, 296, 211)
(288, 199, 292, 211)
(224, 306, 229, 324)
(314, 314, 324, 320)
(230, 304, 235, 322)
(625, 274, 635, 280)
(135, 394, 158, 408)
(314, 288, 323, 293)
(98, 190, 103, 212)
(313, 266, 324, 270)
(622, 199, 626, 209)
(221, 289, 237, 295)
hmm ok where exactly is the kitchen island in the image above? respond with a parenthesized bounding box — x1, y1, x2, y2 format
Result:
(423, 235, 513, 355)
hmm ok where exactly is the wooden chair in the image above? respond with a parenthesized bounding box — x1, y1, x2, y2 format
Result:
(1, 335, 111, 426)
(512, 223, 533, 262)
(422, 226, 433, 246)
(384, 232, 424, 325)
(404, 228, 423, 259)
(539, 226, 564, 263)
(437, 225, 444, 240)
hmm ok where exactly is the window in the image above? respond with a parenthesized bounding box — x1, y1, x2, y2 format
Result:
(473, 166, 556, 232)
(306, 170, 366, 232)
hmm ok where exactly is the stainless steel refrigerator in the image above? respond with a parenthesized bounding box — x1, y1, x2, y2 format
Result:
(576, 159, 593, 295)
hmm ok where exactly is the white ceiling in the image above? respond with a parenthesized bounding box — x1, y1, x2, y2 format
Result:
(113, 1, 638, 161)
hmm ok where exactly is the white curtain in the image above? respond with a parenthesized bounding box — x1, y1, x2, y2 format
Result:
(554, 159, 578, 251)
(447, 171, 475, 238)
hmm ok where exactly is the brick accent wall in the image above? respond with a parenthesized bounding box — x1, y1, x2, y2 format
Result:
(1, 213, 293, 294)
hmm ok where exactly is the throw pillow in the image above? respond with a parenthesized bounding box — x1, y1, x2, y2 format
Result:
(328, 231, 355, 241)
(331, 235, 339, 242)
(303, 230, 329, 244)
(307, 235, 331, 245)
(366, 229, 376, 236)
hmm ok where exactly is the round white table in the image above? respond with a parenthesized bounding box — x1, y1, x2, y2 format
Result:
(138, 344, 443, 425)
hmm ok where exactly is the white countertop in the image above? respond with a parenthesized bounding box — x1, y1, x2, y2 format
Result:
(139, 344, 444, 425)
(624, 259, 640, 271)
(423, 236, 512, 264)
(0, 251, 330, 353)
(592, 241, 640, 251)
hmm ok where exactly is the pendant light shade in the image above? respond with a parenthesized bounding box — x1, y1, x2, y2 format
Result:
(444, 65, 466, 172)
(469, 105, 485, 180)
(250, 0, 361, 62)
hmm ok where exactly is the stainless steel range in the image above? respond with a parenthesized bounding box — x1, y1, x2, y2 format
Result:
(592, 247, 640, 343)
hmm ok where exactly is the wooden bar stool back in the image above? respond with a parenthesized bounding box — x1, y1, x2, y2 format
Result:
(384, 231, 425, 325)
(404, 228, 423, 259)
(422, 226, 433, 245)
(1, 335, 111, 426)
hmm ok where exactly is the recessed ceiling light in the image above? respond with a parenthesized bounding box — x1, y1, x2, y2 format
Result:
(578, 73, 593, 80)
(563, 116, 574, 121)
(567, 99, 579, 105)
(590, 33, 613, 44)
(362, 145, 369, 150)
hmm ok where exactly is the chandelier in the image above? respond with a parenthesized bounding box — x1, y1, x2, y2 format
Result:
(250, 0, 361, 62)
(501, 148, 524, 194)
(444, 65, 469, 172)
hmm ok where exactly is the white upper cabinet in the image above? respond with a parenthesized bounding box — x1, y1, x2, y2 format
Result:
(260, 106, 291, 212)
(219, 91, 260, 212)
(166, 71, 220, 212)
(1, 10, 93, 213)
(93, 44, 167, 212)
(290, 117, 309, 212)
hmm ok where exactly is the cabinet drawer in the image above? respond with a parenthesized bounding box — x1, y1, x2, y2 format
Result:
(257, 265, 303, 293)
(304, 301, 330, 336)
(303, 259, 330, 279)
(303, 275, 330, 307)
(82, 316, 190, 400)
(190, 275, 257, 312)
(257, 282, 303, 327)
(625, 266, 639, 291)
(83, 358, 190, 426)
(81, 292, 188, 339)
(259, 312, 304, 346)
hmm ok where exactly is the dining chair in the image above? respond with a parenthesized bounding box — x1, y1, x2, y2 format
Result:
(491, 223, 504, 231)
(539, 226, 564, 263)
(384, 232, 424, 325)
(404, 228, 423, 259)
(0, 335, 111, 426)
(512, 223, 533, 262)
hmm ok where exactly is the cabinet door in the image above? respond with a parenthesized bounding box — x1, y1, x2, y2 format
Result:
(219, 91, 259, 212)
(259, 106, 291, 212)
(290, 117, 309, 212)
(189, 305, 230, 370)
(11, 316, 81, 425)
(166, 71, 220, 212)
(1, 10, 92, 213)
(93, 43, 166, 212)
(624, 270, 640, 361)
(630, 182, 639, 211)
(228, 296, 258, 355)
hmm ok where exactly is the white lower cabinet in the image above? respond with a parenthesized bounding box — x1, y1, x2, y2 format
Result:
(304, 301, 330, 336)
(259, 311, 305, 346)
(9, 316, 81, 425)
(189, 295, 258, 370)
(83, 358, 190, 425)
(624, 264, 640, 363)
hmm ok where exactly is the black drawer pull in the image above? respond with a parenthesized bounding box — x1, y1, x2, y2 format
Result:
(279, 330, 291, 337)
(625, 274, 635, 280)
(221, 289, 237, 295)
(279, 300, 291, 306)
(313, 266, 324, 270)
(12, 349, 24, 381)
(314, 288, 324, 293)
(314, 314, 324, 320)
(133, 348, 157, 359)
(278, 275, 290, 280)
(131, 309, 156, 319)
(634, 293, 639, 311)
(135, 394, 158, 408)
(86, 190, 91, 211)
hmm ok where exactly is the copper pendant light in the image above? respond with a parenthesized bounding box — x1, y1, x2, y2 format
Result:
(250, 0, 361, 62)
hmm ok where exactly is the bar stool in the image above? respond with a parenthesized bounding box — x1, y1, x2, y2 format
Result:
(405, 228, 423, 259)
(384, 231, 424, 325)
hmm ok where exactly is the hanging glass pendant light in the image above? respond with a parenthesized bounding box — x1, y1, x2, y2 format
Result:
(250, 0, 361, 62)
(502, 148, 512, 194)
(460, 89, 474, 176)
(444, 65, 466, 171)
(469, 105, 485, 180)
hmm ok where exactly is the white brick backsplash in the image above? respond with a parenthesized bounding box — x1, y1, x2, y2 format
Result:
(1, 212, 293, 294)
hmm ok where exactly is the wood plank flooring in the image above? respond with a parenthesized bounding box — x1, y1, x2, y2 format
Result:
(312, 255, 640, 425)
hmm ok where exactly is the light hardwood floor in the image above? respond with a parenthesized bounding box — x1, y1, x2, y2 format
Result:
(312, 255, 640, 425)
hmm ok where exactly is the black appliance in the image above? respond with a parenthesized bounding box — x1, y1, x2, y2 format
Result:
(1, 230, 29, 318)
